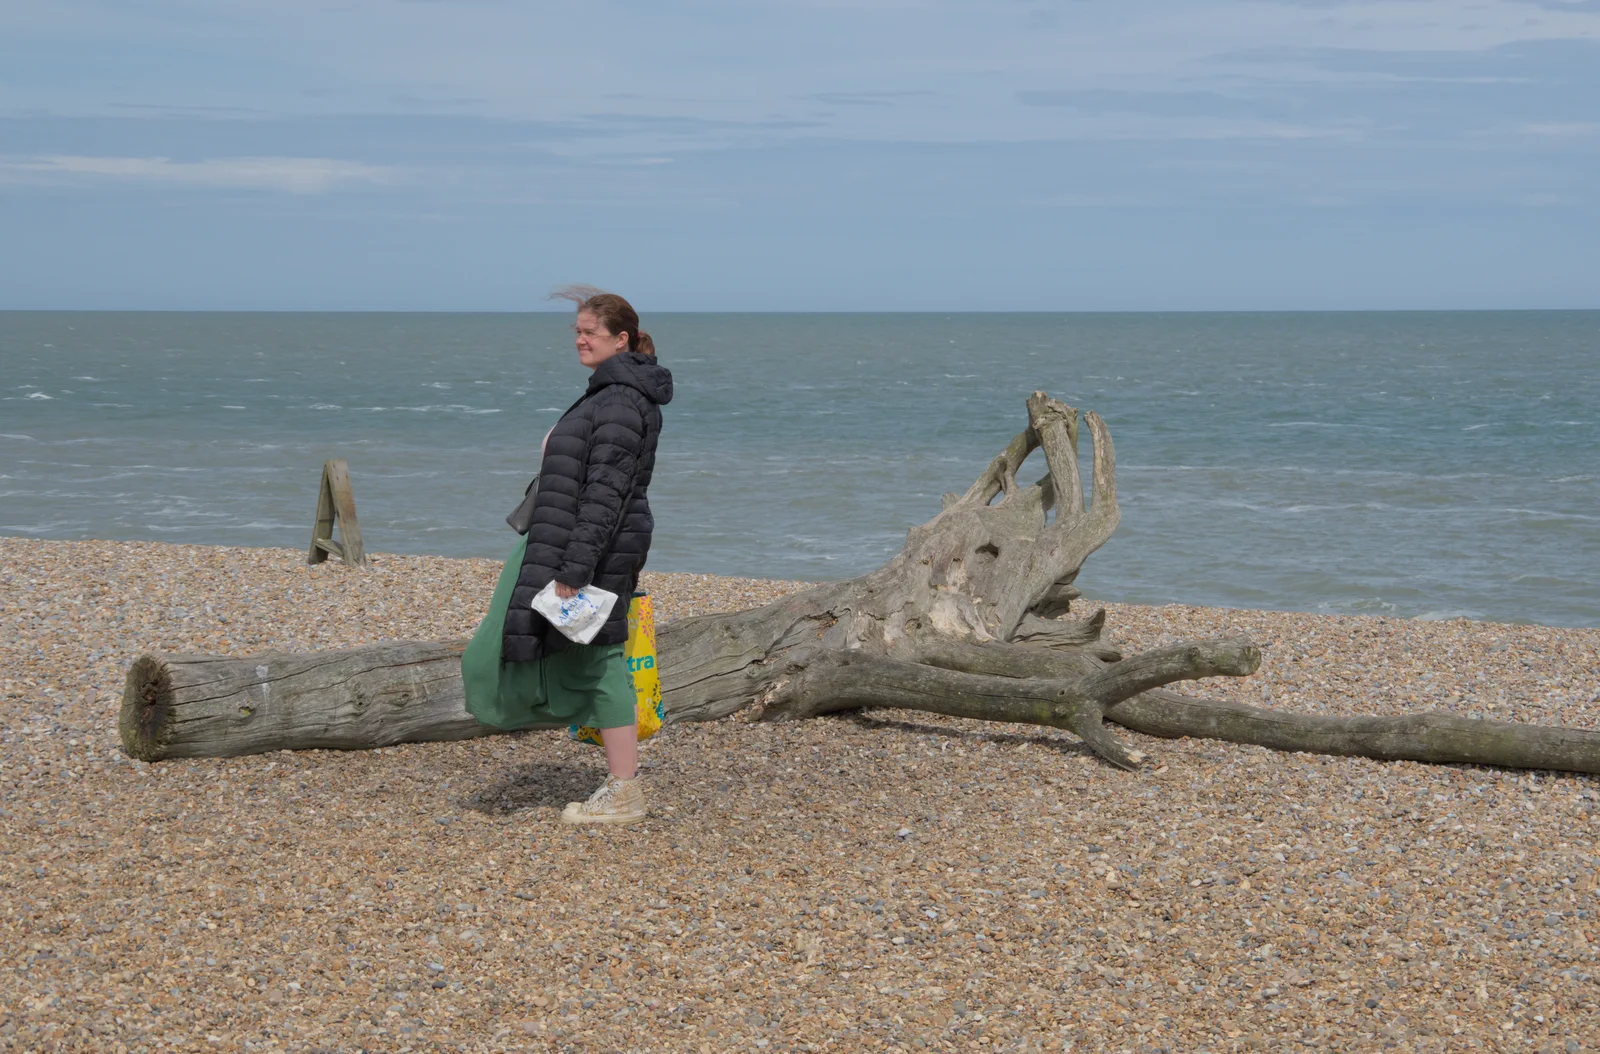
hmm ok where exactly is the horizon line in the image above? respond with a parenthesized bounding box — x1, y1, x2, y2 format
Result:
(3, 306, 1598, 315)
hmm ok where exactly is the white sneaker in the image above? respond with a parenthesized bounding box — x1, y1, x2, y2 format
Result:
(560, 775, 646, 825)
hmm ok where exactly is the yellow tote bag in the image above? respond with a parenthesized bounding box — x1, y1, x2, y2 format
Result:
(570, 592, 665, 745)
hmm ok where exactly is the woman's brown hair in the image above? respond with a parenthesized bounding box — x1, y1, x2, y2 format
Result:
(550, 285, 655, 356)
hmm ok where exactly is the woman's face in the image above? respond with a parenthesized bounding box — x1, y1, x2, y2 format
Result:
(574, 310, 629, 369)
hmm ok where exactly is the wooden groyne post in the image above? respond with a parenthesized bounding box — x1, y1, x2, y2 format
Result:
(307, 458, 366, 566)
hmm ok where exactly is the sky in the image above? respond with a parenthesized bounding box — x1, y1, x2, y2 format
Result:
(2, 0, 1598, 311)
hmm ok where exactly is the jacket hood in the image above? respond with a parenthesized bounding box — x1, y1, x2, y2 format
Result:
(588, 351, 674, 405)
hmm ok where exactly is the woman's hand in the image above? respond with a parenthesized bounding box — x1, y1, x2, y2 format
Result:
(554, 582, 579, 599)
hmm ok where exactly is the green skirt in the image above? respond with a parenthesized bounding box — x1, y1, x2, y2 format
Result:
(461, 534, 638, 731)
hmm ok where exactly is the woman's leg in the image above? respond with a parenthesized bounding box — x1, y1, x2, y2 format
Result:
(599, 723, 638, 780)
(563, 722, 643, 824)
(559, 646, 646, 824)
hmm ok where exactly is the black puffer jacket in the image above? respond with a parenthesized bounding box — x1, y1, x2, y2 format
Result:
(502, 351, 673, 663)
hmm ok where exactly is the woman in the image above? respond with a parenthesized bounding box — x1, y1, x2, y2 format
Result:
(462, 287, 673, 825)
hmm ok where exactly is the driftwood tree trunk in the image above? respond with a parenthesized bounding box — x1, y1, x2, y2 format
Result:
(121, 394, 1600, 775)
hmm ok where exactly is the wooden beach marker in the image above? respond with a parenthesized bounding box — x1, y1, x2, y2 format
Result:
(307, 458, 366, 566)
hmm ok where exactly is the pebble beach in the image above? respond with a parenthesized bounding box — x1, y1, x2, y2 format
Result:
(2, 535, 1598, 1053)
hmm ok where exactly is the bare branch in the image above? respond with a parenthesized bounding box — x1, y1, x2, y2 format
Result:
(1075, 638, 1262, 707)
(1084, 410, 1117, 520)
(756, 653, 1138, 768)
(1027, 392, 1083, 520)
(1109, 688, 1600, 775)
(959, 429, 1036, 507)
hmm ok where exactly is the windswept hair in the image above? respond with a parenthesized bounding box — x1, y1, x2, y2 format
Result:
(550, 285, 655, 357)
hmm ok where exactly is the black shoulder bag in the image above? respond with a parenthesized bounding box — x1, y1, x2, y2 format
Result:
(506, 474, 540, 535)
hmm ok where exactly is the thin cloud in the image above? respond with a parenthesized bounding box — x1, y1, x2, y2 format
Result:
(1520, 121, 1600, 136)
(0, 154, 400, 193)
(808, 90, 941, 107)
(105, 102, 271, 116)
(1016, 88, 1275, 118)
(1213, 37, 1600, 81)
(1513, 0, 1600, 11)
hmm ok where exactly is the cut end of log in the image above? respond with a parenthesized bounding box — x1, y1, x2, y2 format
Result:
(119, 654, 174, 762)
(1188, 638, 1263, 679)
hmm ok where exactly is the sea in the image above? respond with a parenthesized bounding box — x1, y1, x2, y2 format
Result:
(2, 311, 1596, 627)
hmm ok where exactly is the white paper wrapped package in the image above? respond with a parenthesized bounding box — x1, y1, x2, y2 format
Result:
(530, 582, 620, 645)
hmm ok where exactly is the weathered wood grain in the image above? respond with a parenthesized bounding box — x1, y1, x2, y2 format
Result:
(118, 392, 1600, 776)
(307, 458, 365, 567)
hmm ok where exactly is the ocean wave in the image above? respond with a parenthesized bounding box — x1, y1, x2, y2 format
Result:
(1203, 499, 1394, 515)
(1244, 466, 1504, 483)
(0, 521, 86, 533)
(1266, 420, 1385, 431)
(1508, 573, 1587, 587)
(1278, 502, 1392, 513)
(344, 404, 503, 414)
(27, 393, 53, 400)
(1323, 597, 1401, 615)
(0, 434, 37, 442)
(1500, 508, 1598, 523)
